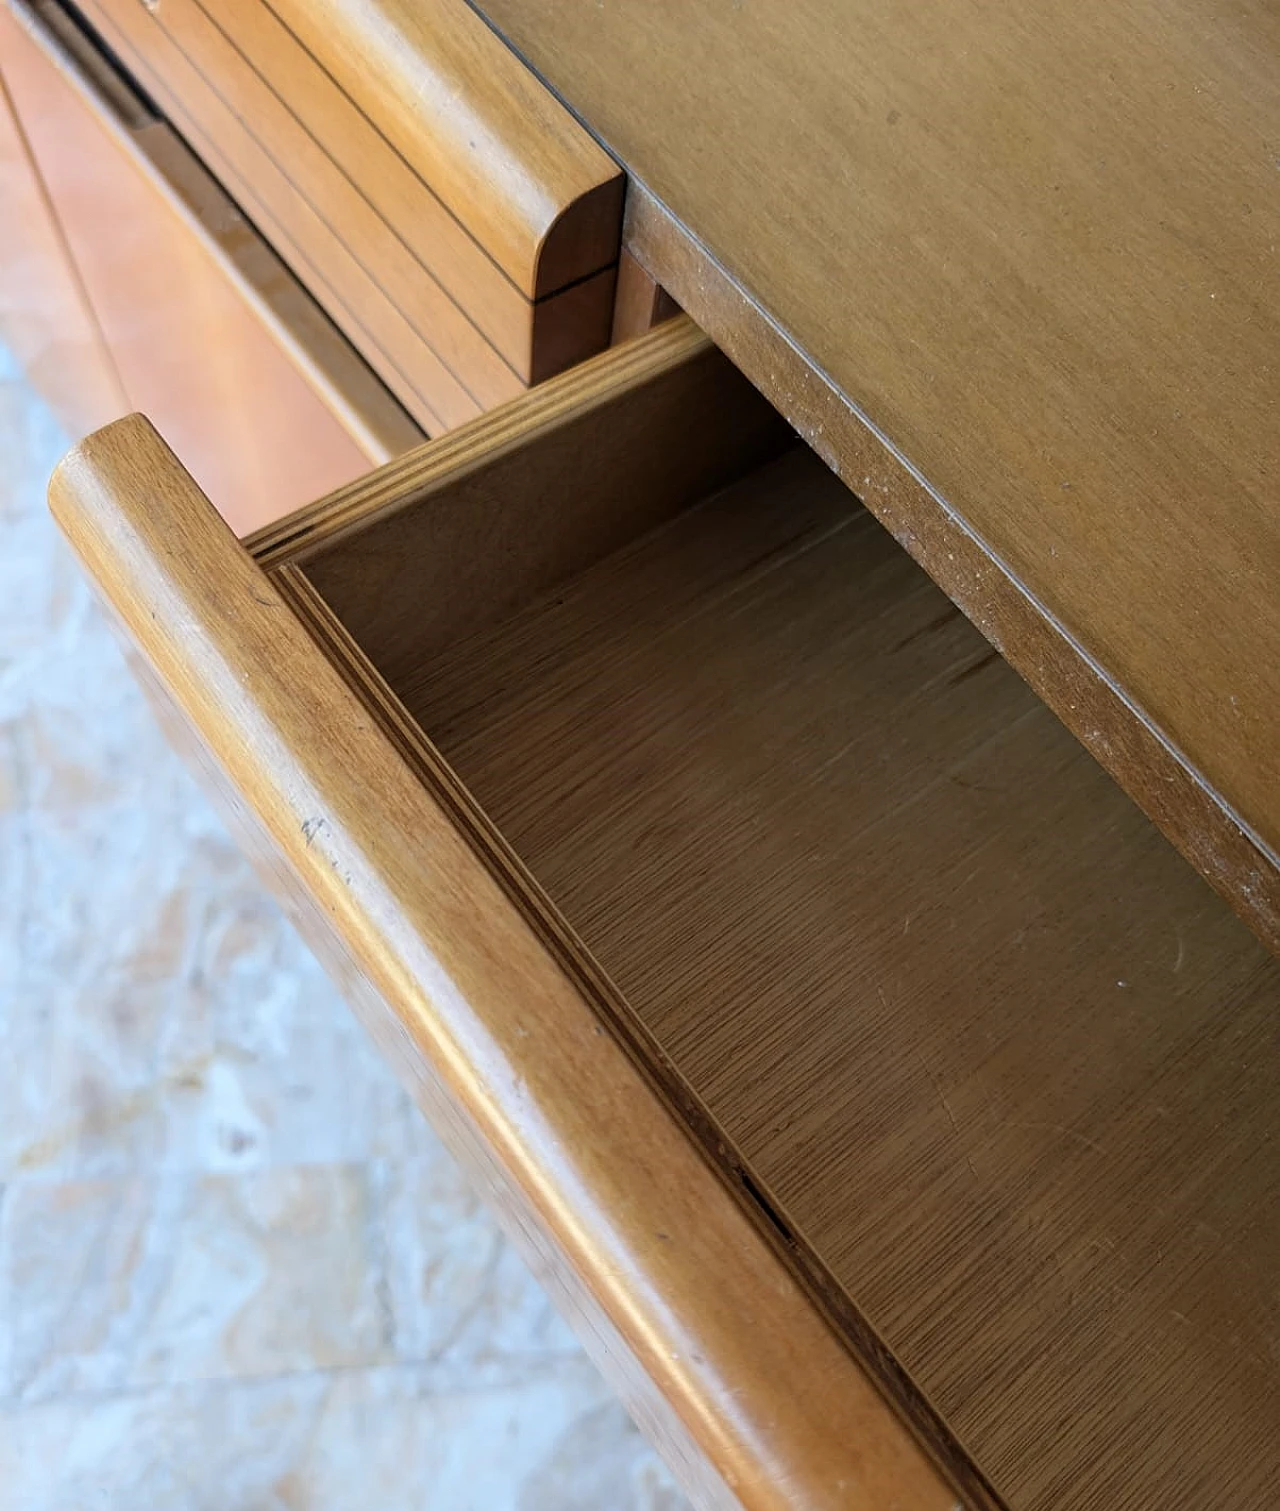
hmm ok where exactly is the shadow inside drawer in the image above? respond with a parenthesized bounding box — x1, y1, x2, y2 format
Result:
(286, 392, 1280, 1511)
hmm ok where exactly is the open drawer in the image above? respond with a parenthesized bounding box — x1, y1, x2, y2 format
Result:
(49, 317, 1280, 1511)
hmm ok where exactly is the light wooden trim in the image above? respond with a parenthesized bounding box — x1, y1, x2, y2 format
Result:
(49, 412, 961, 1511)
(265, 0, 623, 298)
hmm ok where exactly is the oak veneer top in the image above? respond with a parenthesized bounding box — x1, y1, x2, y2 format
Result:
(475, 0, 1280, 947)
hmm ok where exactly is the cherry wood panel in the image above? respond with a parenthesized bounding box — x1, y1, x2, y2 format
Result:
(4, 0, 414, 532)
(0, 35, 123, 434)
(49, 394, 961, 1511)
(473, 0, 1280, 954)
(383, 446, 1280, 1511)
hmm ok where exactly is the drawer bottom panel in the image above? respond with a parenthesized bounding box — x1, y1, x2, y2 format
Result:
(300, 435, 1280, 1511)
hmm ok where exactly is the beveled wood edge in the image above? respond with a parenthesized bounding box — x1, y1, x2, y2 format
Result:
(49, 412, 964, 1511)
(68, 0, 456, 441)
(13, 0, 422, 464)
(267, 0, 623, 300)
(533, 169, 625, 299)
(623, 182, 1280, 958)
(244, 314, 711, 567)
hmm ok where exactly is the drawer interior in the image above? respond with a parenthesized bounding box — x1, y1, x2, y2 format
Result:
(260, 332, 1280, 1511)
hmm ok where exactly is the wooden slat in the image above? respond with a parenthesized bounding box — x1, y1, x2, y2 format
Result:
(79, 0, 472, 433)
(210, 0, 612, 384)
(386, 445, 1280, 1511)
(48, 409, 961, 1511)
(149, 0, 521, 409)
(473, 0, 1280, 954)
(266, 0, 623, 299)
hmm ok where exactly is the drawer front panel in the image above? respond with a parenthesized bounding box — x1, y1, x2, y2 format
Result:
(48, 323, 953, 1511)
(79, 0, 622, 428)
(157, 0, 524, 408)
(76, 0, 476, 433)
(207, 0, 548, 374)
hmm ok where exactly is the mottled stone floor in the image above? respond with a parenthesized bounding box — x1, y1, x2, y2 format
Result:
(0, 347, 685, 1509)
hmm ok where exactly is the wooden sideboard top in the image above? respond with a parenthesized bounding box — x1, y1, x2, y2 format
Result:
(473, 0, 1280, 951)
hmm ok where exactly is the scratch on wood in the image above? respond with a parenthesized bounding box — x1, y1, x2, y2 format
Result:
(1006, 1120, 1106, 1157)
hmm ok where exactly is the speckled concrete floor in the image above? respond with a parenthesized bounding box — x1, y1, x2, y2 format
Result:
(0, 347, 686, 1510)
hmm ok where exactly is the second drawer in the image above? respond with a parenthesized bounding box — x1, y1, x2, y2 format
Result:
(3, 0, 422, 530)
(75, 0, 625, 430)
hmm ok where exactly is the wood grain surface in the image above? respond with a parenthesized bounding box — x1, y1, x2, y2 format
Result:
(5, 0, 410, 532)
(49, 408, 961, 1511)
(266, 0, 623, 298)
(209, 0, 618, 384)
(474, 0, 1280, 952)
(376, 447, 1280, 1511)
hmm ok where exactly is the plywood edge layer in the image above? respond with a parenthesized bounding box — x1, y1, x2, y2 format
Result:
(245, 316, 718, 566)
